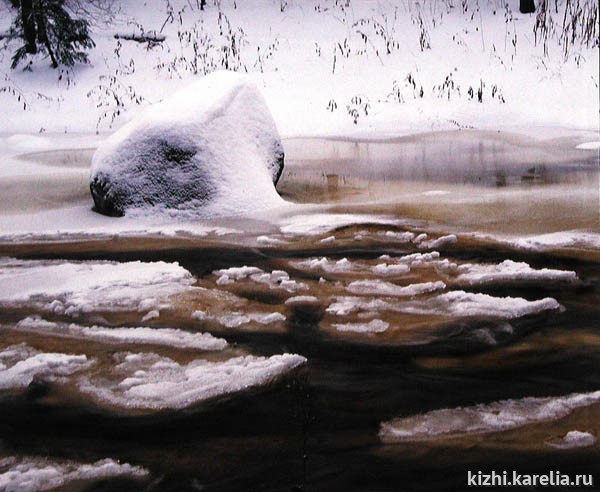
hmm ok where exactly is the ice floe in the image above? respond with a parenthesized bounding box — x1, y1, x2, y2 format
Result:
(14, 317, 227, 351)
(575, 141, 600, 150)
(477, 230, 600, 252)
(346, 280, 446, 297)
(290, 257, 357, 274)
(332, 319, 389, 334)
(546, 430, 597, 449)
(439, 259, 578, 285)
(371, 263, 411, 276)
(0, 456, 148, 492)
(285, 295, 320, 305)
(213, 266, 308, 292)
(378, 231, 416, 242)
(78, 352, 306, 410)
(0, 257, 196, 317)
(380, 390, 600, 442)
(418, 234, 457, 249)
(327, 291, 560, 318)
(379, 252, 442, 268)
(0, 344, 91, 391)
(192, 310, 286, 328)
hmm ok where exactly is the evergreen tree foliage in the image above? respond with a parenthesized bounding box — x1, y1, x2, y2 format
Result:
(4, 0, 95, 69)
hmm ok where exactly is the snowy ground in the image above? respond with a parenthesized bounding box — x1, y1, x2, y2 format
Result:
(0, 0, 598, 137)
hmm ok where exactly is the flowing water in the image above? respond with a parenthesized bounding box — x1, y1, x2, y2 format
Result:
(0, 129, 599, 491)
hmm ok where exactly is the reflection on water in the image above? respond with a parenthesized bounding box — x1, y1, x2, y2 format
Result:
(0, 129, 598, 491)
(284, 130, 598, 184)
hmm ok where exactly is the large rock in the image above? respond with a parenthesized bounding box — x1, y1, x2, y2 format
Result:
(90, 71, 285, 217)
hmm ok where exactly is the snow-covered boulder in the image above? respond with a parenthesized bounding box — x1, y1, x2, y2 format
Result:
(89, 71, 285, 217)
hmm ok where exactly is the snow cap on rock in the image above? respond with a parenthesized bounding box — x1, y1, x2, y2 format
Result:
(90, 70, 285, 217)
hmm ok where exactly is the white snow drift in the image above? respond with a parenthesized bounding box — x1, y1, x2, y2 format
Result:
(89, 71, 285, 217)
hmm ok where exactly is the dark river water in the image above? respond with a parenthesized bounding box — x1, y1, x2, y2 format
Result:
(0, 130, 599, 491)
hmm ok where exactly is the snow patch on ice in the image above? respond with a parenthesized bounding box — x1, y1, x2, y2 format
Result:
(576, 141, 600, 150)
(327, 291, 560, 318)
(379, 231, 416, 242)
(346, 280, 446, 297)
(380, 391, 600, 442)
(285, 295, 320, 305)
(333, 319, 389, 334)
(214, 266, 308, 292)
(0, 344, 91, 391)
(15, 317, 228, 351)
(418, 234, 457, 249)
(0, 257, 196, 316)
(401, 291, 561, 318)
(192, 310, 286, 328)
(0, 456, 148, 492)
(78, 352, 306, 410)
(440, 259, 578, 285)
(546, 431, 597, 449)
(478, 230, 600, 252)
(371, 263, 411, 276)
(290, 257, 357, 274)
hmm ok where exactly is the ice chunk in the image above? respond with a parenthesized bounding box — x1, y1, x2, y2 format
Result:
(0, 257, 196, 316)
(546, 430, 597, 449)
(404, 291, 561, 318)
(380, 391, 600, 442)
(290, 257, 357, 274)
(576, 141, 600, 150)
(15, 317, 228, 351)
(285, 295, 320, 304)
(0, 456, 148, 492)
(327, 291, 560, 318)
(346, 280, 446, 296)
(213, 266, 308, 292)
(192, 310, 285, 328)
(379, 231, 416, 242)
(440, 259, 578, 285)
(477, 230, 600, 252)
(418, 234, 457, 249)
(510, 231, 600, 251)
(371, 263, 411, 276)
(0, 344, 91, 390)
(78, 352, 306, 410)
(89, 71, 284, 217)
(333, 319, 389, 333)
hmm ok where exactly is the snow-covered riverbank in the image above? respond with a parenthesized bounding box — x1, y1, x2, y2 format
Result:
(0, 0, 598, 137)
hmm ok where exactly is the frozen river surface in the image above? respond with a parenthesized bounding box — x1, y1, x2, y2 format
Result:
(0, 128, 598, 491)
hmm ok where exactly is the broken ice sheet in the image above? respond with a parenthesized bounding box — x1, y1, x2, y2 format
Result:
(12, 316, 228, 351)
(380, 391, 600, 443)
(77, 351, 306, 412)
(0, 456, 148, 492)
(0, 257, 198, 319)
(0, 335, 305, 414)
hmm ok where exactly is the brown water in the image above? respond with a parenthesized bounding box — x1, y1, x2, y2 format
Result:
(0, 129, 599, 491)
